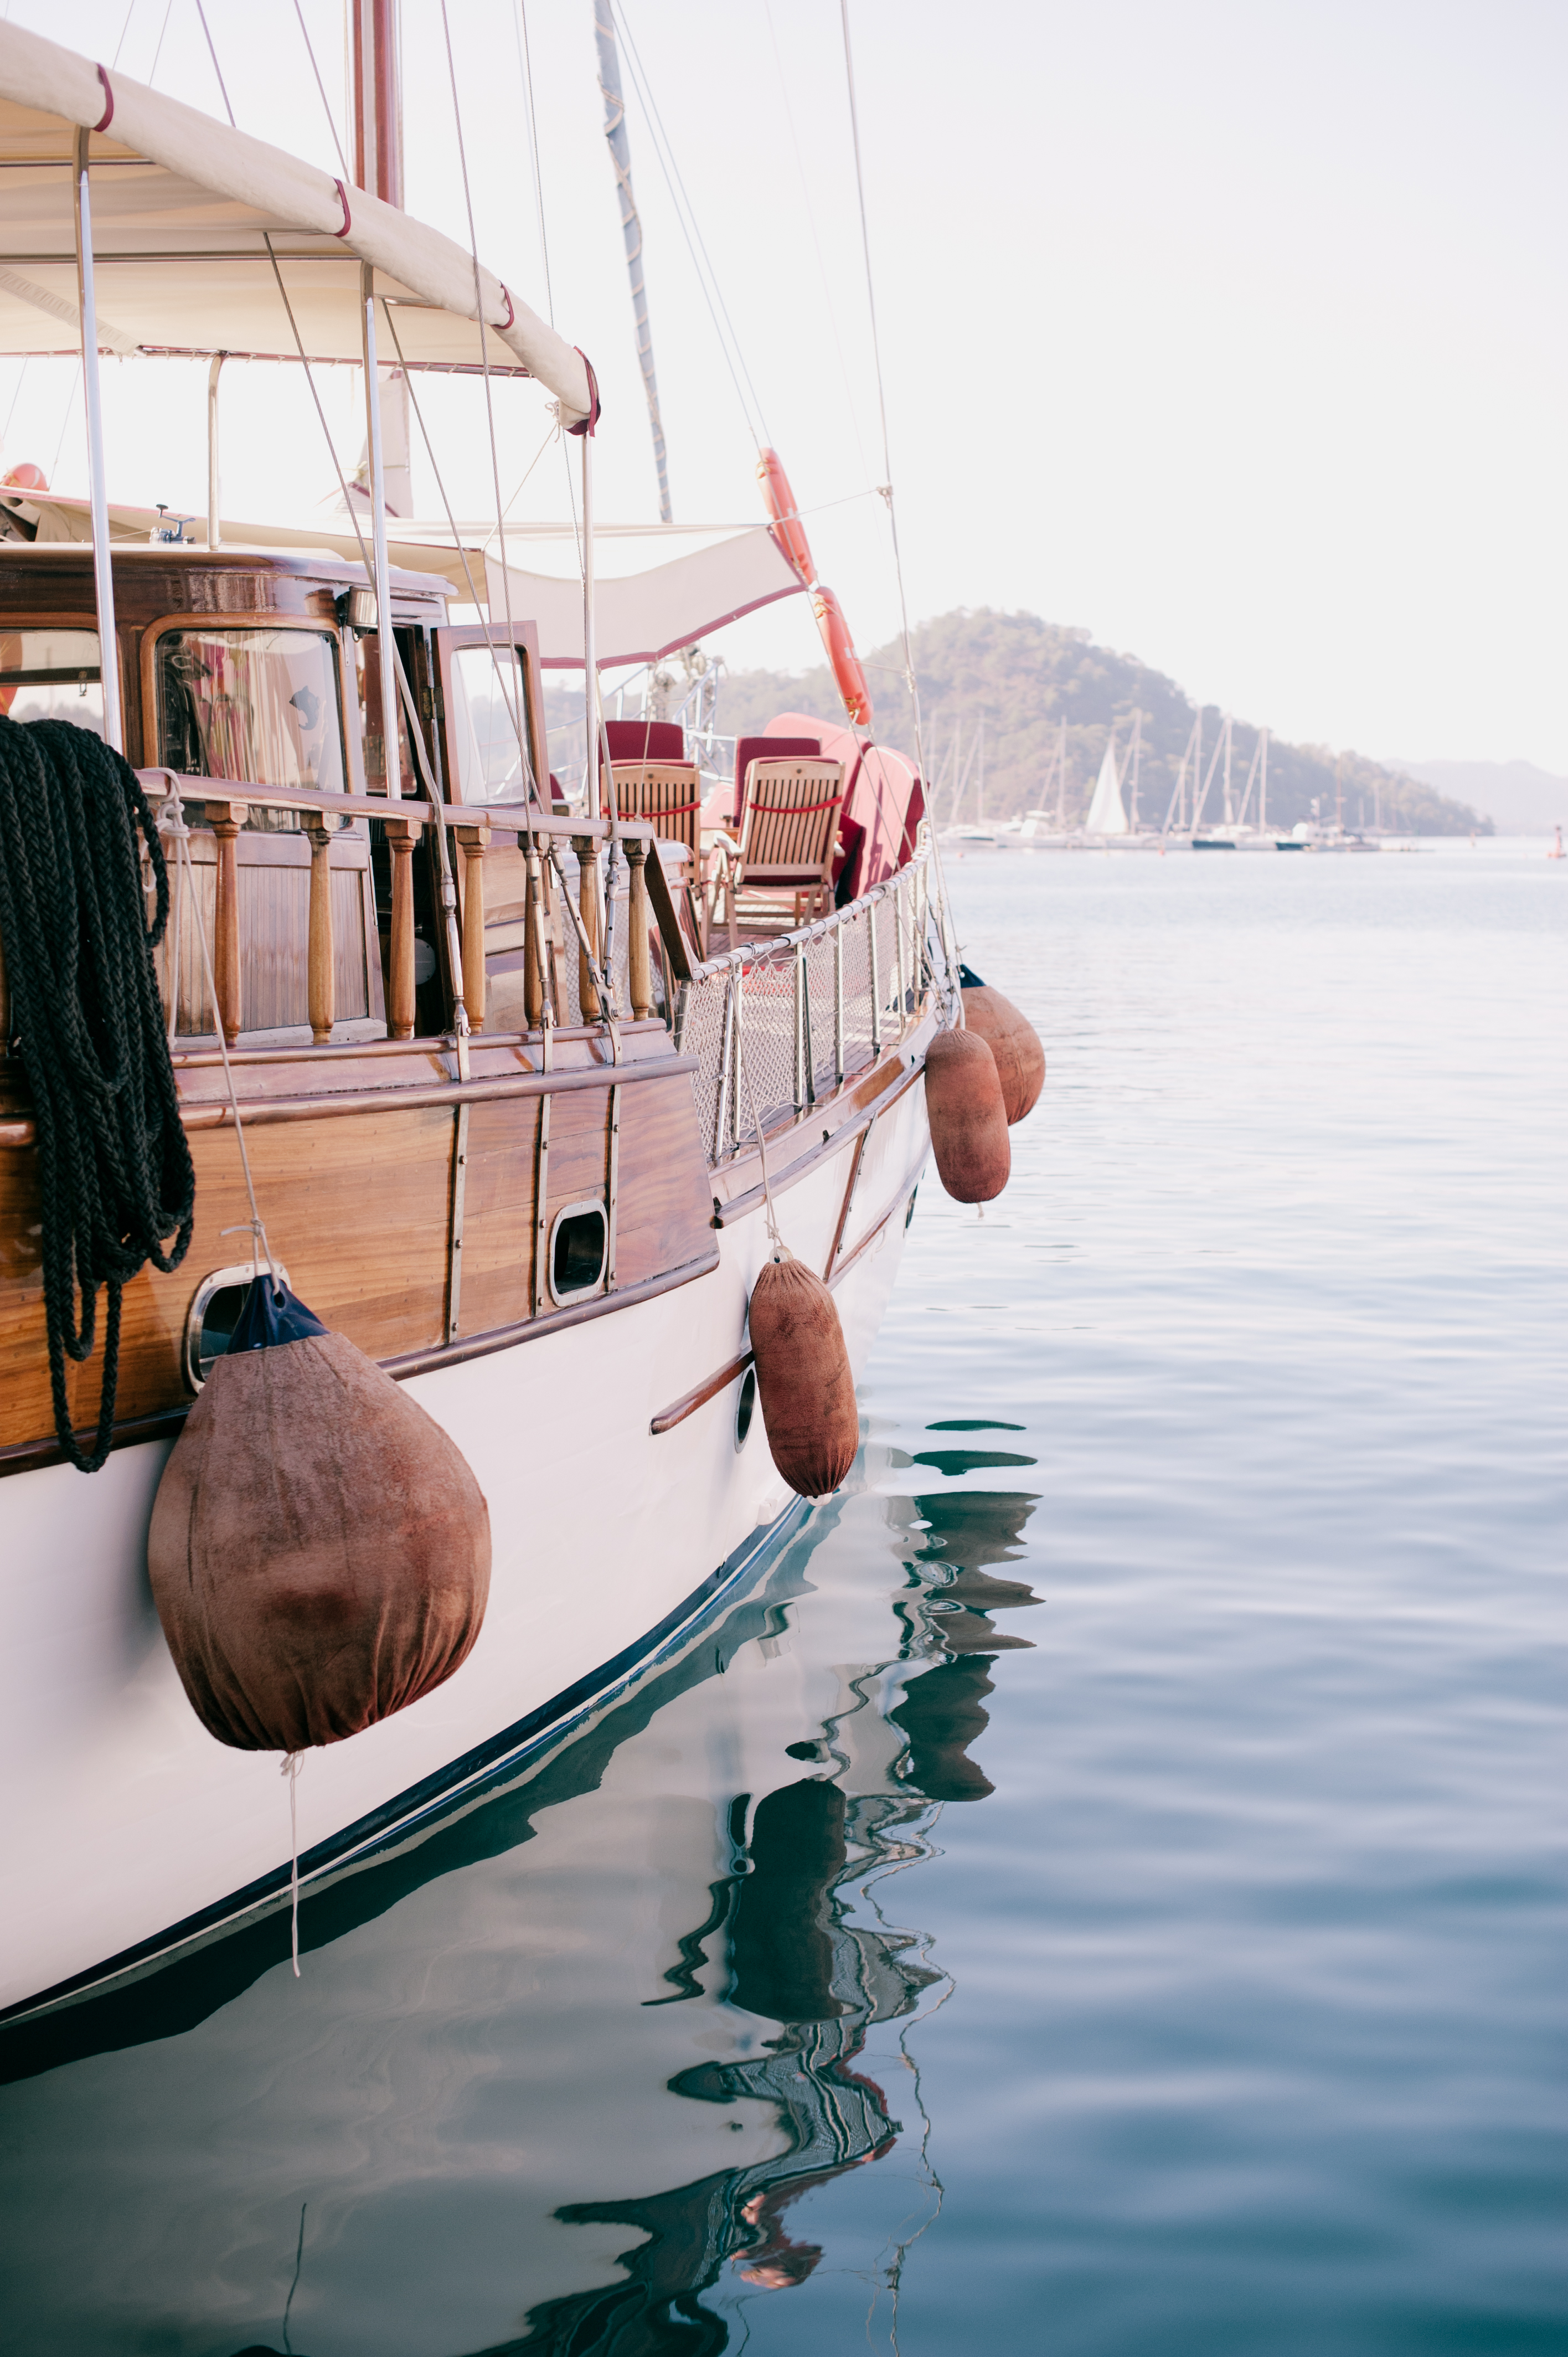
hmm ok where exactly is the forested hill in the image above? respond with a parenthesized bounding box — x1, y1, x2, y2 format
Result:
(711, 609, 1489, 836)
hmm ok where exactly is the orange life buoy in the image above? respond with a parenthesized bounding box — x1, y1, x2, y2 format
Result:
(1, 461, 47, 491)
(756, 447, 816, 587)
(811, 585, 874, 729)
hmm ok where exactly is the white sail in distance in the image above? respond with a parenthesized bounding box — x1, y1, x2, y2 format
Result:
(1085, 739, 1129, 833)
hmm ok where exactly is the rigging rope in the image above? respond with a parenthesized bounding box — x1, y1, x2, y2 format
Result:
(292, 0, 350, 183)
(611, 0, 769, 449)
(0, 722, 195, 1470)
(439, 0, 539, 879)
(837, 1, 961, 1005)
(512, 1, 556, 328)
(760, 0, 872, 486)
(194, 0, 236, 125)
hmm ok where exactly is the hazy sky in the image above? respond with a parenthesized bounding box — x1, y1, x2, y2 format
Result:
(6, 0, 1564, 766)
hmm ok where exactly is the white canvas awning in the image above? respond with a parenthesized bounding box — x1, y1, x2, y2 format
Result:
(7, 493, 805, 666)
(0, 23, 593, 420)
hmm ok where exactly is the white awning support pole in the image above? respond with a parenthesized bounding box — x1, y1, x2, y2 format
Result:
(581, 429, 600, 819)
(72, 128, 122, 753)
(360, 265, 400, 799)
(206, 353, 225, 549)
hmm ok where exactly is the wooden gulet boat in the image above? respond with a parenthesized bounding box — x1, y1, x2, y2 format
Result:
(0, 14, 1017, 2026)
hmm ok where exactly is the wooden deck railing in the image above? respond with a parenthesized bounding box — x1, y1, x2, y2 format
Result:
(135, 772, 663, 1048)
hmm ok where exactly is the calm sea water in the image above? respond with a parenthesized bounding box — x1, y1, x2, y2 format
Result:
(2, 842, 1563, 2354)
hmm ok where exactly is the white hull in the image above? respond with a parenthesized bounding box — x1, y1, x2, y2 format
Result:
(2, 1085, 931, 2018)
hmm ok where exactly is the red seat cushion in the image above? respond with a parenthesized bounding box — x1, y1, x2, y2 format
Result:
(603, 718, 686, 764)
(730, 734, 821, 827)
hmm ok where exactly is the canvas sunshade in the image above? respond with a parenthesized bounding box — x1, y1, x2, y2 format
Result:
(8, 492, 806, 666)
(0, 22, 593, 421)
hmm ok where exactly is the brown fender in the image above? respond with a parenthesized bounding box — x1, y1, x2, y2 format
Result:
(748, 1254, 859, 1498)
(924, 1027, 1010, 1202)
(148, 1331, 491, 1751)
(961, 985, 1045, 1125)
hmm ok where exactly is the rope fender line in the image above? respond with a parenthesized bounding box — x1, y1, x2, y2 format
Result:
(0, 718, 195, 1470)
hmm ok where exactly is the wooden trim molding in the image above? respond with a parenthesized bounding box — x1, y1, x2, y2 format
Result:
(0, 1249, 721, 1480)
(649, 1161, 922, 1438)
(1, 1052, 699, 1148)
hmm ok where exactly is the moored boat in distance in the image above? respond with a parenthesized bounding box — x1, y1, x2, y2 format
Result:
(0, 16, 1041, 2026)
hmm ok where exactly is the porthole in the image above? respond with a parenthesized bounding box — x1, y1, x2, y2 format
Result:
(183, 1260, 291, 1393)
(904, 1186, 919, 1231)
(734, 1365, 758, 1450)
(549, 1200, 608, 1306)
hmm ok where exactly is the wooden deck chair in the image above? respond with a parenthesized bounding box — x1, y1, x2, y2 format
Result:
(608, 759, 715, 955)
(723, 756, 845, 941)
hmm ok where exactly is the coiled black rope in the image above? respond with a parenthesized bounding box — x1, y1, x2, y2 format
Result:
(0, 718, 195, 1470)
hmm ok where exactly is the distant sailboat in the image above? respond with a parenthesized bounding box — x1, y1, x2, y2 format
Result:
(1084, 737, 1129, 835)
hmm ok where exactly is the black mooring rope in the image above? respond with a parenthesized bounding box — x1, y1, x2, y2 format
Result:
(0, 719, 195, 1470)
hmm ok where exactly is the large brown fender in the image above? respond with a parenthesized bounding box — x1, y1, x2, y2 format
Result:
(747, 1253, 859, 1498)
(148, 1289, 490, 1752)
(961, 980, 1045, 1125)
(923, 1026, 1011, 1203)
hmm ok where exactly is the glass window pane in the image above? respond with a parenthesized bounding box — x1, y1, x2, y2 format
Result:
(0, 629, 104, 734)
(157, 627, 346, 794)
(448, 643, 538, 804)
(351, 631, 416, 799)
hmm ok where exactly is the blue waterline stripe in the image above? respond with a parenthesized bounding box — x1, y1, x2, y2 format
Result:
(2, 1498, 811, 2028)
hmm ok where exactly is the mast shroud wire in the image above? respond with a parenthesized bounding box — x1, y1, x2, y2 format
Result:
(383, 305, 623, 1023)
(437, 6, 536, 863)
(836, 1, 960, 1003)
(512, 1, 555, 327)
(292, 0, 350, 182)
(259, 234, 473, 1032)
(611, 0, 768, 448)
(193, 0, 236, 125)
(760, 0, 871, 487)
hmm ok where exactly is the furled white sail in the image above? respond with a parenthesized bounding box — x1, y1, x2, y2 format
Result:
(0, 23, 594, 422)
(1085, 740, 1128, 834)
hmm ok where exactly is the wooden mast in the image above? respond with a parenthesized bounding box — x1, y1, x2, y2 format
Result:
(353, 0, 404, 207)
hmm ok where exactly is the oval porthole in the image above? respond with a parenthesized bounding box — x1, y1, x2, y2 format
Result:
(183, 1261, 291, 1393)
(734, 1365, 758, 1450)
(549, 1200, 607, 1306)
(904, 1186, 919, 1231)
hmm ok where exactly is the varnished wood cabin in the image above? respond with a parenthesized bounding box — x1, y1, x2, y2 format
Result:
(0, 543, 723, 1473)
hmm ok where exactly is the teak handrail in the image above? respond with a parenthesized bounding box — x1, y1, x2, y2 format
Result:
(134, 770, 655, 1048)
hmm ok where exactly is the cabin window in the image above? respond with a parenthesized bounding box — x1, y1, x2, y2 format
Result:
(734, 1366, 758, 1449)
(446, 642, 540, 805)
(156, 627, 347, 797)
(350, 629, 419, 796)
(183, 1261, 292, 1391)
(548, 1201, 607, 1306)
(0, 629, 104, 734)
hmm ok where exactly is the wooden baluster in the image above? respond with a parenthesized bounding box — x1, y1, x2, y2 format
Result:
(523, 845, 545, 1032)
(306, 820, 335, 1046)
(573, 835, 601, 1021)
(626, 836, 654, 1021)
(383, 814, 420, 1041)
(454, 821, 490, 1032)
(205, 799, 247, 1045)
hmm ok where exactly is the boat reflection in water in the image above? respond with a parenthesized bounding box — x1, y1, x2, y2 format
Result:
(0, 1465, 1040, 2356)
